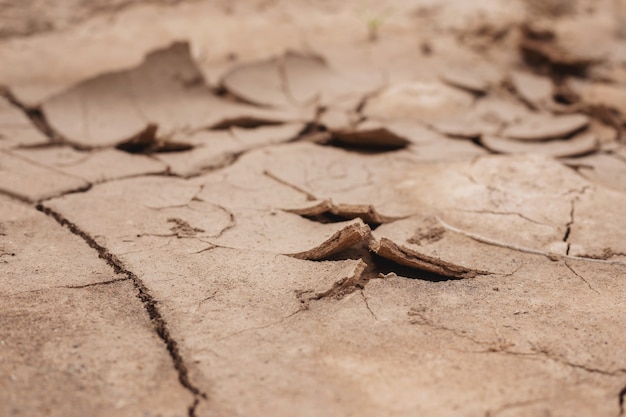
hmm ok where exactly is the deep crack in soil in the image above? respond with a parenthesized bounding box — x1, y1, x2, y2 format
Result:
(35, 204, 207, 417)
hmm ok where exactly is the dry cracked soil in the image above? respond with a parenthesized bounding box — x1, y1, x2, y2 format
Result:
(1, 0, 626, 416)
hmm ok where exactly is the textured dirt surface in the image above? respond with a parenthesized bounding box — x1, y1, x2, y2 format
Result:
(2, 1, 626, 416)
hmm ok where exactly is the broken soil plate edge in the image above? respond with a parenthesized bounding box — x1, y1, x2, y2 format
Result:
(290, 220, 371, 261)
(369, 237, 491, 279)
(480, 132, 598, 158)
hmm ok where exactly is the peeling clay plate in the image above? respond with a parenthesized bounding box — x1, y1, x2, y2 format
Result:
(481, 131, 598, 157)
(41, 42, 308, 148)
(501, 113, 590, 141)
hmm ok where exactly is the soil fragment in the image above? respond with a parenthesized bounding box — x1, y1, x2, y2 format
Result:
(481, 132, 597, 157)
(502, 113, 590, 141)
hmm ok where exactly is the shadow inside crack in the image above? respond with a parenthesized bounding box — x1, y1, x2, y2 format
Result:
(298, 203, 388, 229)
(115, 124, 194, 154)
(210, 117, 285, 130)
(303, 211, 379, 226)
(371, 253, 464, 282)
(323, 137, 409, 153)
(300, 119, 410, 153)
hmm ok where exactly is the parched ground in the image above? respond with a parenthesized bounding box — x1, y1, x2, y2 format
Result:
(1, 1, 626, 416)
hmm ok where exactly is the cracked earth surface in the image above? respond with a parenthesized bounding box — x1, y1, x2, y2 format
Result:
(2, 0, 626, 416)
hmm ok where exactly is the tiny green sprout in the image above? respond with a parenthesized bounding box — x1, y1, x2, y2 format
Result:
(367, 16, 383, 42)
(359, 1, 392, 43)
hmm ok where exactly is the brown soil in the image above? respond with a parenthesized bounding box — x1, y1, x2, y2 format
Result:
(1, 1, 626, 416)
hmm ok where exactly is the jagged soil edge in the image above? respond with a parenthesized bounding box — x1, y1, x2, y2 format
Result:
(35, 204, 207, 417)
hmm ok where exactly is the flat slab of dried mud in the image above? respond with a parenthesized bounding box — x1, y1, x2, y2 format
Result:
(1, 1, 626, 416)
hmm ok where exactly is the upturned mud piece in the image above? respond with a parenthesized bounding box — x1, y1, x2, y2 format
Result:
(369, 214, 521, 278)
(521, 13, 618, 74)
(470, 95, 532, 132)
(41, 42, 307, 148)
(481, 132, 598, 157)
(331, 120, 411, 150)
(429, 117, 483, 139)
(501, 113, 590, 141)
(369, 238, 487, 279)
(520, 29, 599, 74)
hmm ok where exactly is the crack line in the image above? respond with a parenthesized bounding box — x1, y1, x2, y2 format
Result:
(8, 277, 131, 296)
(436, 216, 626, 265)
(563, 261, 599, 294)
(360, 290, 379, 321)
(217, 309, 302, 341)
(471, 345, 626, 376)
(263, 169, 317, 201)
(408, 308, 485, 346)
(414, 311, 626, 376)
(454, 209, 550, 227)
(35, 204, 206, 417)
(484, 398, 549, 417)
(562, 196, 577, 255)
(206, 204, 237, 238)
